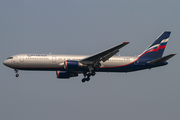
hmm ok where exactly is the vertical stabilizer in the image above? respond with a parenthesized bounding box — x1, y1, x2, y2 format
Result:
(139, 31, 171, 59)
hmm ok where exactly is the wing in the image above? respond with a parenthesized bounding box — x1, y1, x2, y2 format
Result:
(80, 42, 129, 65)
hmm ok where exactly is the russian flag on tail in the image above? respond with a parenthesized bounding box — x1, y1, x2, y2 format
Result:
(139, 31, 171, 59)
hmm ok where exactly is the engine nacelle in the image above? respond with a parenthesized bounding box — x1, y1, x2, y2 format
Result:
(56, 71, 78, 79)
(64, 60, 86, 70)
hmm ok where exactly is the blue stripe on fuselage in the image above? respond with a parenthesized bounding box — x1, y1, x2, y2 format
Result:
(99, 61, 167, 72)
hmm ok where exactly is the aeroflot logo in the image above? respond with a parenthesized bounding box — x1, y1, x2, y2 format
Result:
(27, 54, 47, 57)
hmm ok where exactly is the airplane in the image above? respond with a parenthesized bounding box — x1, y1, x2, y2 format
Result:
(3, 31, 176, 82)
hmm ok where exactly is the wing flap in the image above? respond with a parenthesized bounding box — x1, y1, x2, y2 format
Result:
(147, 54, 176, 64)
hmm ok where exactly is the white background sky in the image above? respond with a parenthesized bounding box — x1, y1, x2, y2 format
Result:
(0, 0, 179, 120)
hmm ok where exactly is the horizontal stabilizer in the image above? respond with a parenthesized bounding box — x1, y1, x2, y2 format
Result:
(147, 54, 176, 64)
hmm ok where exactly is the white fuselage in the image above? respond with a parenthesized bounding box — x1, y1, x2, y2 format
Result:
(4, 54, 137, 72)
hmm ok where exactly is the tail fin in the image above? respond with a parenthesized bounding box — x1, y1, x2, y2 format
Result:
(139, 31, 171, 59)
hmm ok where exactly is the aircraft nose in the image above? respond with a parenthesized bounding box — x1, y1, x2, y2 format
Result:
(3, 60, 8, 66)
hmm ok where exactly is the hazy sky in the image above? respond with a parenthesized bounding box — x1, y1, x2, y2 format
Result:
(0, 0, 179, 120)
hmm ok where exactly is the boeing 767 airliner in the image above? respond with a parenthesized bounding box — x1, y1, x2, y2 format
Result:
(3, 31, 176, 82)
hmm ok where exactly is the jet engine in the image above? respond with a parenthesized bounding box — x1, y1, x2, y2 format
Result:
(64, 60, 87, 70)
(56, 71, 78, 79)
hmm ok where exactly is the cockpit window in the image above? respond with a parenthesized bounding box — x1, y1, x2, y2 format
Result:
(7, 57, 13, 59)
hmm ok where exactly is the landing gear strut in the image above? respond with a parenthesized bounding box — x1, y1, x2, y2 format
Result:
(14, 69, 19, 77)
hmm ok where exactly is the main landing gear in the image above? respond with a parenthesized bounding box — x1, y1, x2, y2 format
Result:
(14, 69, 19, 77)
(81, 64, 100, 83)
(82, 71, 96, 83)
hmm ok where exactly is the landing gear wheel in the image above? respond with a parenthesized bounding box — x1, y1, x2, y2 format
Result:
(16, 74, 19, 77)
(82, 78, 86, 83)
(81, 77, 90, 83)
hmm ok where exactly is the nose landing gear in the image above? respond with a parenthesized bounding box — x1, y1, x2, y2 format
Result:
(14, 69, 19, 77)
(16, 74, 19, 77)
